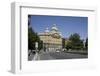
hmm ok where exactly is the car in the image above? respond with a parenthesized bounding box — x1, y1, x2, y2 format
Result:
(62, 48, 66, 51)
(56, 50, 60, 52)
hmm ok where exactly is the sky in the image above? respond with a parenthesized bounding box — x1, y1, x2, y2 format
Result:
(29, 15, 88, 40)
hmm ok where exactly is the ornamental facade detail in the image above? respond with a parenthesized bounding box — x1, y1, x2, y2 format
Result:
(38, 24, 62, 52)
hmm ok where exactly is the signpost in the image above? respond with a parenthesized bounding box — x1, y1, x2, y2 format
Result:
(35, 42, 38, 52)
(35, 42, 38, 48)
(33, 42, 40, 60)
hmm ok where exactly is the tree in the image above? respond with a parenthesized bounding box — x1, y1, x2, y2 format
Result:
(66, 33, 84, 50)
(28, 27, 43, 51)
(66, 40, 72, 50)
(28, 27, 35, 50)
(85, 38, 88, 50)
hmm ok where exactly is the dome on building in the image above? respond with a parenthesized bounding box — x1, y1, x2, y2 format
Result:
(45, 27, 49, 33)
(51, 24, 58, 31)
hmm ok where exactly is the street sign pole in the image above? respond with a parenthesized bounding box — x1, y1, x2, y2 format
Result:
(35, 42, 38, 52)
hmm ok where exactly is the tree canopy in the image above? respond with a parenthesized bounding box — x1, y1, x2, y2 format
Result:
(85, 38, 88, 50)
(66, 33, 84, 50)
(28, 27, 43, 50)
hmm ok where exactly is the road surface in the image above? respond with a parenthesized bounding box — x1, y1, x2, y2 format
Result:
(30, 51, 88, 60)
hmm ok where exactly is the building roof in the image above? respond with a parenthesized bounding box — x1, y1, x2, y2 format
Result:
(38, 24, 62, 37)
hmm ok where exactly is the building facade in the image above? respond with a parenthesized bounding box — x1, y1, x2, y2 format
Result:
(38, 24, 62, 52)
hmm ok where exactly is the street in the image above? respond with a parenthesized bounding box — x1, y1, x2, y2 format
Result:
(28, 50, 88, 61)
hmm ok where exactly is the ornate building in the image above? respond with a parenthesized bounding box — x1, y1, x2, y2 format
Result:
(38, 24, 62, 52)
